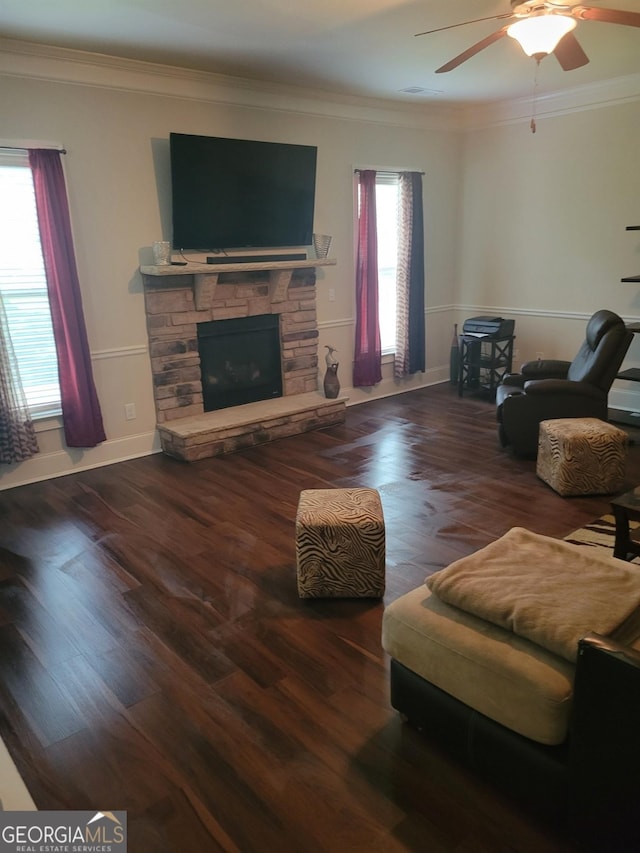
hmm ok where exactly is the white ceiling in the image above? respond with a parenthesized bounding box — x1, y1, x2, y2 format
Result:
(1, 0, 639, 105)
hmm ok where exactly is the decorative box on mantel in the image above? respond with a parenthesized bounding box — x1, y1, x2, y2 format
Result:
(140, 258, 346, 461)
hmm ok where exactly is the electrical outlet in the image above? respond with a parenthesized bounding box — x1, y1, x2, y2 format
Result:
(328, 288, 336, 302)
(124, 402, 136, 420)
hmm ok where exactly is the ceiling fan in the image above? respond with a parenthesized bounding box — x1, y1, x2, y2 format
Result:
(416, 1, 640, 73)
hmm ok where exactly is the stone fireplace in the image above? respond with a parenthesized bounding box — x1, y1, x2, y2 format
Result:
(140, 258, 345, 461)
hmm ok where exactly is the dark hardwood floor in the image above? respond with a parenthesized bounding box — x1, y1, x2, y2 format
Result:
(1, 383, 638, 852)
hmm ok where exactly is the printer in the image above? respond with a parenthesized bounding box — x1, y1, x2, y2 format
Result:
(462, 316, 515, 339)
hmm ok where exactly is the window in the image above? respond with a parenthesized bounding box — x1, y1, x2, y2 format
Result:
(375, 173, 400, 354)
(0, 149, 61, 417)
(355, 168, 424, 386)
(356, 171, 400, 354)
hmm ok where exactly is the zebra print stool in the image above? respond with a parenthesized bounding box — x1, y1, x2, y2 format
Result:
(295, 488, 385, 598)
(537, 417, 627, 497)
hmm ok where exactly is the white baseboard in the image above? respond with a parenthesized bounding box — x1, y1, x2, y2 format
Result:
(609, 386, 640, 418)
(0, 431, 161, 491)
(343, 367, 449, 407)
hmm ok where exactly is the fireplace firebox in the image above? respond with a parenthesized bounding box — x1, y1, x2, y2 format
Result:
(197, 314, 283, 411)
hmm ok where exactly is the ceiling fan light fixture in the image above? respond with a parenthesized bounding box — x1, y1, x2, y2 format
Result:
(507, 14, 576, 57)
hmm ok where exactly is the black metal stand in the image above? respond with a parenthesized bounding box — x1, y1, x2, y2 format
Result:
(458, 335, 514, 398)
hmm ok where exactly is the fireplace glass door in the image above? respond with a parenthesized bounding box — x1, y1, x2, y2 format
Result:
(197, 314, 283, 411)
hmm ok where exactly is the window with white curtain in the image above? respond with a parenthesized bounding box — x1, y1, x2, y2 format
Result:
(375, 172, 400, 354)
(0, 149, 61, 417)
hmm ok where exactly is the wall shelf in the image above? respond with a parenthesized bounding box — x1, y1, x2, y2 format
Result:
(623, 226, 640, 281)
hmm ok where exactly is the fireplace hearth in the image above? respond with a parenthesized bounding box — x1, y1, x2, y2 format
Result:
(198, 314, 282, 411)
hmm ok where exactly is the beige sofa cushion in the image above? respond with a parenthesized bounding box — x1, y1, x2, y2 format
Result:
(426, 527, 640, 662)
(382, 586, 575, 745)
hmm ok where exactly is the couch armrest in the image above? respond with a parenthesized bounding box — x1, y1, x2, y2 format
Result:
(522, 379, 604, 399)
(520, 359, 571, 380)
(500, 373, 526, 388)
(567, 634, 640, 850)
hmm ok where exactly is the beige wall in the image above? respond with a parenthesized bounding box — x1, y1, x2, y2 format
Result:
(0, 44, 461, 488)
(457, 95, 640, 413)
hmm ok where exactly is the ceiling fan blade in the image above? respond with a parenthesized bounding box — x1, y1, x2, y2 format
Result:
(572, 6, 640, 28)
(435, 27, 509, 73)
(553, 31, 589, 70)
(415, 13, 512, 38)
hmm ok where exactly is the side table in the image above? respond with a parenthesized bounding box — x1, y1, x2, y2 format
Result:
(611, 487, 640, 561)
(458, 334, 514, 398)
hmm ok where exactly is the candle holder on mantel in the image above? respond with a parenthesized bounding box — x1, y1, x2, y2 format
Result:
(313, 234, 332, 260)
(152, 241, 171, 265)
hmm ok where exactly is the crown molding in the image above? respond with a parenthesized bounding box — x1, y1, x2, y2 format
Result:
(2, 37, 636, 136)
(0, 37, 465, 132)
(461, 71, 640, 130)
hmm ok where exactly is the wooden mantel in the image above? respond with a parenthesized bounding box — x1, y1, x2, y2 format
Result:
(140, 258, 336, 310)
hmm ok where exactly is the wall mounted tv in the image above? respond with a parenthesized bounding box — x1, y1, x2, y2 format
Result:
(169, 132, 318, 251)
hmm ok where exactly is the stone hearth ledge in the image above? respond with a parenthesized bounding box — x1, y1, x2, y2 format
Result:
(158, 392, 348, 462)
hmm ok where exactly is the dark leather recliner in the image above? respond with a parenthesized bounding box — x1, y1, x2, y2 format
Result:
(496, 309, 633, 456)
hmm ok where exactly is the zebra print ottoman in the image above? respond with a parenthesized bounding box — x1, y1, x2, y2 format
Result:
(295, 488, 385, 598)
(537, 417, 627, 497)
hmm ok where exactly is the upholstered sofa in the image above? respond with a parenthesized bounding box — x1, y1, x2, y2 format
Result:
(382, 528, 640, 851)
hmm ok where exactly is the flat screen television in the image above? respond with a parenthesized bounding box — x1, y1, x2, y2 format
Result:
(169, 132, 318, 251)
